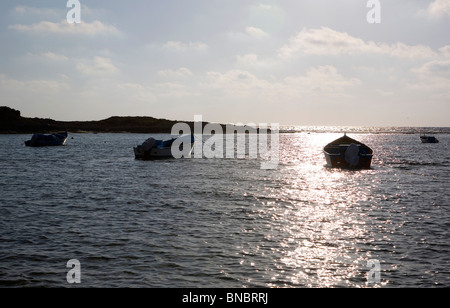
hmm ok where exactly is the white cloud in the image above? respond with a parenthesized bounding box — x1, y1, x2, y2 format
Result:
(257, 4, 274, 10)
(235, 53, 277, 69)
(206, 70, 272, 95)
(158, 67, 193, 78)
(412, 59, 450, 77)
(205, 66, 360, 101)
(77, 57, 119, 76)
(245, 26, 269, 39)
(278, 27, 437, 59)
(236, 54, 263, 66)
(9, 20, 121, 36)
(26, 52, 69, 61)
(117, 83, 157, 103)
(0, 74, 69, 92)
(284, 66, 361, 96)
(153, 83, 193, 98)
(13, 5, 61, 17)
(42, 52, 69, 61)
(163, 41, 208, 52)
(439, 45, 450, 57)
(228, 26, 270, 41)
(408, 59, 450, 97)
(428, 0, 450, 18)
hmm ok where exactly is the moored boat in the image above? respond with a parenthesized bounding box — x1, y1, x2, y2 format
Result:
(323, 133, 373, 169)
(134, 134, 195, 160)
(420, 135, 439, 143)
(25, 132, 68, 147)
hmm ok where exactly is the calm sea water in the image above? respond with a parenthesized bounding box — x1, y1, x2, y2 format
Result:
(0, 129, 449, 288)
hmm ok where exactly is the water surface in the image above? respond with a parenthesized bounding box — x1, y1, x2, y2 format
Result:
(0, 131, 449, 287)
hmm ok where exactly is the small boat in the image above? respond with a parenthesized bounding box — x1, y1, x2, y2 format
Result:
(420, 135, 439, 143)
(134, 134, 195, 160)
(323, 133, 373, 169)
(25, 132, 68, 147)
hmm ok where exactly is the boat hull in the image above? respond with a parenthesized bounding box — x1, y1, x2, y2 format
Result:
(134, 146, 179, 159)
(420, 136, 439, 143)
(134, 135, 194, 160)
(25, 132, 68, 147)
(324, 151, 373, 169)
(323, 134, 373, 169)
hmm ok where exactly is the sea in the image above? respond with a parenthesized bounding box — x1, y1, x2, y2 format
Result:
(0, 127, 449, 288)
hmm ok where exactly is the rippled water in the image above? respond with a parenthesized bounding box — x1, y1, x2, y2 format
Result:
(0, 131, 449, 287)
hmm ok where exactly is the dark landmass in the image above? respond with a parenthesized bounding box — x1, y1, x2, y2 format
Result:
(0, 106, 197, 133)
(0, 106, 258, 134)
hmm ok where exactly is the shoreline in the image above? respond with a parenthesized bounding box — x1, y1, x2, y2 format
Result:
(1, 106, 449, 135)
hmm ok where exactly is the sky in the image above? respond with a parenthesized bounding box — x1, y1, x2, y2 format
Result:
(0, 0, 449, 126)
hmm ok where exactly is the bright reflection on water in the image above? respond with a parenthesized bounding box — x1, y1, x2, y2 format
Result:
(258, 134, 377, 287)
(235, 133, 449, 287)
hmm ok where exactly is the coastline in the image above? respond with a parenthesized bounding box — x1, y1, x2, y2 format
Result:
(0, 106, 199, 134)
(0, 106, 263, 134)
(1, 106, 449, 135)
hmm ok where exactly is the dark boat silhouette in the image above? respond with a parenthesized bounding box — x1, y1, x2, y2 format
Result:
(134, 134, 195, 160)
(420, 135, 439, 143)
(25, 132, 68, 147)
(323, 133, 373, 169)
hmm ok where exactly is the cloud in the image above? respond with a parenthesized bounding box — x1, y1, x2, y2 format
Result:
(227, 26, 270, 41)
(163, 41, 208, 52)
(205, 66, 361, 101)
(245, 26, 269, 39)
(77, 57, 119, 76)
(9, 20, 121, 36)
(0, 74, 69, 92)
(13, 5, 61, 17)
(284, 66, 361, 95)
(117, 83, 157, 102)
(412, 59, 450, 77)
(278, 27, 437, 59)
(408, 59, 450, 96)
(236, 53, 260, 64)
(42, 52, 69, 61)
(206, 70, 272, 95)
(235, 53, 276, 68)
(439, 45, 450, 57)
(158, 67, 193, 78)
(428, 0, 450, 18)
(26, 52, 69, 62)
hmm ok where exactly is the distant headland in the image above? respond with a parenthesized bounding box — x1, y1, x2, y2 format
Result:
(0, 106, 261, 134)
(0, 106, 202, 134)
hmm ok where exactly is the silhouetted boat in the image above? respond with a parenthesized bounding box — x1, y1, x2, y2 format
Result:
(420, 135, 439, 143)
(323, 133, 373, 169)
(134, 134, 195, 160)
(25, 132, 68, 147)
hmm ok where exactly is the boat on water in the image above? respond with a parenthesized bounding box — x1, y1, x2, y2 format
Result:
(420, 135, 439, 143)
(134, 134, 195, 160)
(323, 133, 373, 169)
(25, 132, 68, 147)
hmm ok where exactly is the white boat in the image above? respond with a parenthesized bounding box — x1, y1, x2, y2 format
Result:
(134, 134, 195, 159)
